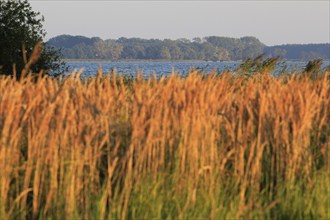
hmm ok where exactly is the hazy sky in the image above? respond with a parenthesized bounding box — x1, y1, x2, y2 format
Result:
(29, 1, 329, 46)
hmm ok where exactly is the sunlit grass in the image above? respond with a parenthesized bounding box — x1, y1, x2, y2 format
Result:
(0, 70, 329, 219)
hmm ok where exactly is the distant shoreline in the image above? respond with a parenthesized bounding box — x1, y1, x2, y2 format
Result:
(62, 59, 330, 63)
(62, 59, 240, 63)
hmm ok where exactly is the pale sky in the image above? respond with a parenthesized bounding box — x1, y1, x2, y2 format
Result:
(29, 1, 330, 46)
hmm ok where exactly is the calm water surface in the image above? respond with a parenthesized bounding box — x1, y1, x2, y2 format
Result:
(65, 61, 330, 78)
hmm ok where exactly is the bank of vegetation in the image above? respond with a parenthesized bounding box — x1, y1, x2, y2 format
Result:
(48, 34, 330, 61)
(0, 67, 329, 219)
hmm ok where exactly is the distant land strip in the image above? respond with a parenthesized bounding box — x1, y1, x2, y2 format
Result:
(48, 35, 330, 61)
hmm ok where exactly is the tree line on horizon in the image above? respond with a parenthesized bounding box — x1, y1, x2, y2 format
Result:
(48, 35, 330, 61)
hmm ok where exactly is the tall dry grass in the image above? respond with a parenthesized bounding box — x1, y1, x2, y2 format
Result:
(0, 70, 329, 219)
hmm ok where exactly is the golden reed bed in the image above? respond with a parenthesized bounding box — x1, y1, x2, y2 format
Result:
(0, 70, 329, 219)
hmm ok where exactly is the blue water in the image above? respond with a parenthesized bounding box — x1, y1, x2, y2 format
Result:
(65, 61, 330, 78)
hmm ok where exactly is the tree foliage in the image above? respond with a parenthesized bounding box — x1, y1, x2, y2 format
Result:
(49, 35, 330, 61)
(48, 35, 266, 61)
(0, 0, 65, 77)
(264, 44, 330, 61)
